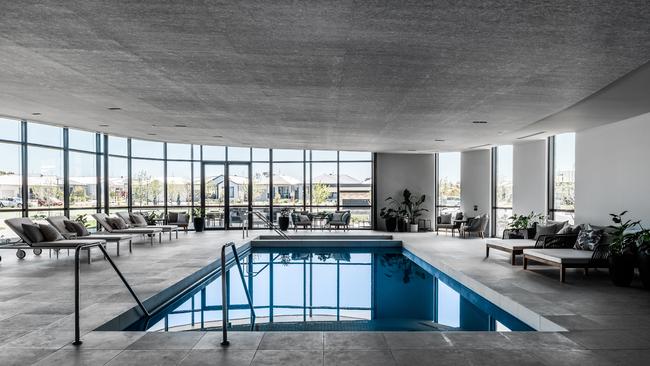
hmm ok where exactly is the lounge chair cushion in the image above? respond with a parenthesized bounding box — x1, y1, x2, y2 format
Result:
(524, 248, 595, 265)
(298, 215, 311, 223)
(574, 226, 603, 250)
(535, 222, 563, 240)
(440, 214, 452, 224)
(64, 220, 90, 237)
(39, 224, 64, 242)
(486, 238, 536, 251)
(22, 223, 45, 243)
(130, 213, 148, 227)
(107, 217, 128, 230)
(557, 223, 581, 235)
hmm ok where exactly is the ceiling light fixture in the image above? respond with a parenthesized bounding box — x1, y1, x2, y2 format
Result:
(467, 143, 491, 149)
(99, 124, 109, 127)
(174, 124, 187, 128)
(31, 112, 41, 116)
(147, 133, 157, 136)
(212, 135, 223, 138)
(108, 107, 122, 111)
(434, 139, 445, 142)
(472, 120, 488, 124)
(516, 131, 546, 139)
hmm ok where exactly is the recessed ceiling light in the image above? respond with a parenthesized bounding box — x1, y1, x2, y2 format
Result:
(31, 112, 41, 116)
(472, 120, 488, 124)
(407, 149, 417, 152)
(468, 143, 491, 149)
(147, 133, 157, 136)
(212, 135, 223, 138)
(107, 107, 122, 111)
(434, 139, 445, 142)
(99, 124, 109, 127)
(174, 124, 187, 128)
(517, 131, 546, 139)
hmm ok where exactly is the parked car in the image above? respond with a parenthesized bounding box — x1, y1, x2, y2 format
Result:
(0, 197, 22, 208)
(37, 197, 63, 206)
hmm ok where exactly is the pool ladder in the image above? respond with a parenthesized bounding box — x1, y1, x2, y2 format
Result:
(220, 242, 256, 346)
(242, 210, 290, 240)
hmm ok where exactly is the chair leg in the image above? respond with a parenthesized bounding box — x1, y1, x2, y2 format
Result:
(560, 265, 566, 283)
(116, 241, 120, 256)
(87, 248, 91, 264)
(511, 252, 516, 265)
(129, 240, 132, 253)
(485, 247, 489, 258)
(523, 256, 528, 270)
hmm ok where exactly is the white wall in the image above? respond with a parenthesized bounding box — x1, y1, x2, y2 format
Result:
(513, 140, 546, 215)
(460, 150, 491, 217)
(575, 113, 650, 226)
(375, 153, 435, 230)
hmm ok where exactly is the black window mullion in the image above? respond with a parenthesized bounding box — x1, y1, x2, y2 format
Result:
(163, 142, 168, 219)
(127, 138, 132, 210)
(63, 128, 70, 217)
(20, 120, 28, 218)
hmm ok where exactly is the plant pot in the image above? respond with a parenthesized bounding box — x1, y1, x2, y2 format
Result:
(385, 217, 397, 232)
(397, 218, 407, 232)
(638, 251, 650, 290)
(193, 217, 205, 232)
(278, 216, 290, 231)
(608, 254, 635, 287)
(410, 224, 419, 232)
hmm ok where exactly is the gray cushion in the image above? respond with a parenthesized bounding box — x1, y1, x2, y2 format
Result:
(64, 220, 90, 237)
(22, 223, 45, 243)
(107, 217, 128, 230)
(299, 214, 311, 223)
(535, 223, 561, 240)
(39, 224, 64, 241)
(129, 213, 148, 227)
(557, 223, 581, 235)
(454, 212, 464, 220)
(331, 212, 344, 222)
(440, 214, 452, 225)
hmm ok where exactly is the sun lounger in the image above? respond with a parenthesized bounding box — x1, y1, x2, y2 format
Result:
(46, 216, 136, 256)
(523, 245, 609, 282)
(115, 212, 180, 240)
(485, 238, 537, 265)
(4, 218, 107, 264)
(92, 213, 163, 245)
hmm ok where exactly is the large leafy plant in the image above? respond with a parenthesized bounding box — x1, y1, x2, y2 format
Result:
(385, 189, 428, 222)
(507, 212, 544, 230)
(608, 211, 640, 256)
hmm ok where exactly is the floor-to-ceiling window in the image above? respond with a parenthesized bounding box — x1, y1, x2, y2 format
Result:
(549, 133, 575, 223)
(68, 128, 100, 228)
(0, 118, 23, 236)
(437, 152, 461, 218)
(337, 152, 372, 229)
(492, 145, 513, 237)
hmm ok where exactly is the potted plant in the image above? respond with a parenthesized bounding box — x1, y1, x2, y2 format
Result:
(192, 207, 205, 232)
(505, 212, 544, 239)
(277, 208, 291, 231)
(74, 213, 91, 228)
(636, 228, 650, 289)
(607, 211, 639, 286)
(387, 189, 428, 232)
(379, 203, 399, 233)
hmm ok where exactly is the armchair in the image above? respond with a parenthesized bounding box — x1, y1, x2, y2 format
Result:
(436, 212, 463, 236)
(291, 211, 313, 231)
(460, 214, 489, 238)
(167, 211, 189, 232)
(326, 211, 351, 231)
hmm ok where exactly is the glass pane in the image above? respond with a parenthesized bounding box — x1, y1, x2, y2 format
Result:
(167, 143, 191, 160)
(496, 145, 513, 208)
(273, 163, 303, 206)
(27, 146, 63, 208)
(228, 164, 249, 206)
(438, 152, 461, 207)
(339, 151, 372, 161)
(273, 149, 303, 161)
(345, 208, 371, 229)
(204, 164, 225, 206)
(131, 139, 163, 159)
(0, 211, 23, 239)
(205, 207, 225, 229)
(0, 118, 22, 141)
(339, 162, 372, 206)
(69, 209, 99, 232)
(310, 163, 337, 206)
(252, 163, 270, 206)
(28, 123, 62, 147)
(68, 129, 96, 151)
(495, 208, 513, 238)
(69, 151, 97, 208)
(108, 156, 128, 207)
(339, 264, 371, 308)
(192, 145, 201, 160)
(131, 159, 164, 207)
(108, 136, 128, 156)
(203, 145, 225, 161)
(252, 148, 269, 161)
(228, 147, 250, 161)
(193, 162, 200, 207)
(167, 161, 192, 207)
(554, 133, 575, 212)
(311, 150, 337, 161)
(0, 143, 22, 210)
(554, 211, 575, 225)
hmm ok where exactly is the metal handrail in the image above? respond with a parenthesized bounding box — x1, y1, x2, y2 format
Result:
(220, 242, 256, 346)
(73, 243, 149, 345)
(243, 210, 290, 240)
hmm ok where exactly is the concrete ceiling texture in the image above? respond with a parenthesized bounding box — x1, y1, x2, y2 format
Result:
(1, 0, 649, 152)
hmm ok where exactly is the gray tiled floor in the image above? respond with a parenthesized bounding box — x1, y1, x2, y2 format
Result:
(0, 230, 649, 365)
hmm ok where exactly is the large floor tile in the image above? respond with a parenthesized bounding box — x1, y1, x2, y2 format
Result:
(63, 331, 146, 350)
(324, 349, 395, 366)
(126, 332, 205, 350)
(252, 350, 323, 366)
(324, 332, 387, 350)
(32, 349, 121, 366)
(194, 332, 263, 350)
(391, 349, 469, 366)
(179, 349, 255, 366)
(258, 332, 323, 350)
(383, 332, 451, 349)
(106, 350, 190, 366)
(0, 348, 54, 366)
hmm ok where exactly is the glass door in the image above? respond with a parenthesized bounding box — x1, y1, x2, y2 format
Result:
(202, 163, 225, 229)
(227, 163, 251, 229)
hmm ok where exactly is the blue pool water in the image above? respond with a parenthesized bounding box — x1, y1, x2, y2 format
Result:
(110, 247, 533, 332)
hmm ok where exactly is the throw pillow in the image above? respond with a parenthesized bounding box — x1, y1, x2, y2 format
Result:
(332, 212, 344, 222)
(574, 228, 603, 250)
(535, 223, 560, 240)
(22, 223, 45, 243)
(39, 224, 64, 241)
(299, 214, 310, 223)
(130, 213, 148, 227)
(557, 223, 581, 235)
(454, 212, 464, 221)
(168, 212, 179, 223)
(440, 214, 452, 225)
(107, 217, 128, 230)
(64, 220, 90, 237)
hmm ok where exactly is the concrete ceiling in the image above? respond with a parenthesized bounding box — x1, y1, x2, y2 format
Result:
(1, 0, 649, 152)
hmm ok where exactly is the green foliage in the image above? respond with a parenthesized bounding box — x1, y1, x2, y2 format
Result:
(74, 213, 90, 228)
(192, 207, 205, 218)
(608, 211, 640, 256)
(384, 189, 428, 222)
(311, 183, 330, 205)
(507, 212, 544, 230)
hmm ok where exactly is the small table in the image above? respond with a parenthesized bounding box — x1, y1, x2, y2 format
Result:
(453, 219, 468, 237)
